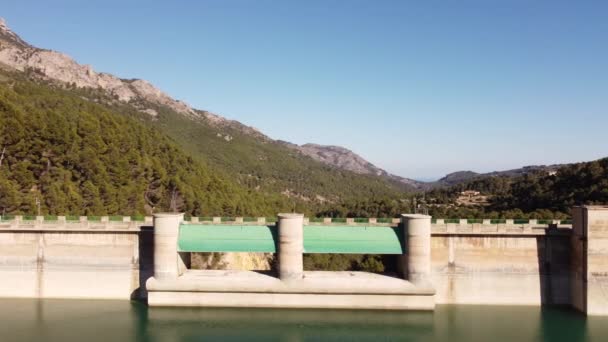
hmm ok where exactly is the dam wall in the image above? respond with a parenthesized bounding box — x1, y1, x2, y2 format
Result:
(0, 209, 606, 315)
(430, 224, 571, 305)
(0, 216, 153, 300)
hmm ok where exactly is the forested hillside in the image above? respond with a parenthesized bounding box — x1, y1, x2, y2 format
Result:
(0, 72, 291, 216)
(61, 75, 411, 212)
(150, 105, 408, 201)
(424, 158, 608, 218)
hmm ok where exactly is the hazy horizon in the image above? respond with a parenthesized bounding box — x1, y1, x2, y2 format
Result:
(3, 1, 607, 179)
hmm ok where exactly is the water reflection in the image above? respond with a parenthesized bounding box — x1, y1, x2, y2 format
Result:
(1, 299, 607, 342)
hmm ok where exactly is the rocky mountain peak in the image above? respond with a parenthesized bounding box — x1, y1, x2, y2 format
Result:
(0, 18, 222, 122)
(0, 18, 30, 49)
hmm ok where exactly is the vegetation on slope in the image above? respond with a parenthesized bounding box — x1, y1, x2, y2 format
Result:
(147, 104, 409, 204)
(63, 74, 413, 215)
(0, 72, 289, 216)
(424, 158, 608, 218)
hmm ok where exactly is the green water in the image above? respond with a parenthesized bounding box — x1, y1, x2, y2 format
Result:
(1, 299, 607, 341)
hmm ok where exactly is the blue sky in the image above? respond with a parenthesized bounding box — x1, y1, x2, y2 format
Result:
(3, 0, 607, 180)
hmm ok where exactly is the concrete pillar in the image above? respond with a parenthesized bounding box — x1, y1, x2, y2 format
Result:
(572, 206, 608, 316)
(277, 213, 304, 282)
(400, 214, 432, 286)
(153, 213, 184, 280)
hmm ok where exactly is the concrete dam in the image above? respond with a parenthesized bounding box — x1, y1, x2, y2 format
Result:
(0, 206, 606, 315)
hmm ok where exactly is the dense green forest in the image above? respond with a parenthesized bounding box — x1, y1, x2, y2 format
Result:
(0, 73, 291, 216)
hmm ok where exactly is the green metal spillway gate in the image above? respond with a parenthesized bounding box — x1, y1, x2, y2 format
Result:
(178, 224, 405, 254)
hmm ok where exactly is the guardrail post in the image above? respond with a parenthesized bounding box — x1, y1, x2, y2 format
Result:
(35, 216, 44, 228)
(278, 213, 304, 282)
(101, 216, 109, 228)
(400, 214, 432, 286)
(153, 213, 185, 280)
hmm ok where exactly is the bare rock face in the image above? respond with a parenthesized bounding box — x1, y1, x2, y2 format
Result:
(281, 142, 427, 190)
(191, 252, 274, 271)
(0, 18, 204, 119)
(297, 144, 386, 176)
(0, 18, 29, 48)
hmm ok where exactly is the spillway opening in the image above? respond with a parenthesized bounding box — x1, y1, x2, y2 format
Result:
(303, 253, 399, 275)
(190, 252, 277, 272)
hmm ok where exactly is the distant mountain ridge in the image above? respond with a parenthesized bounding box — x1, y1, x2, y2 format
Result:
(435, 164, 564, 187)
(278, 142, 568, 190)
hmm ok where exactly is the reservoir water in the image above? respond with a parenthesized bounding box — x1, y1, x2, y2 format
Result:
(1, 299, 607, 341)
